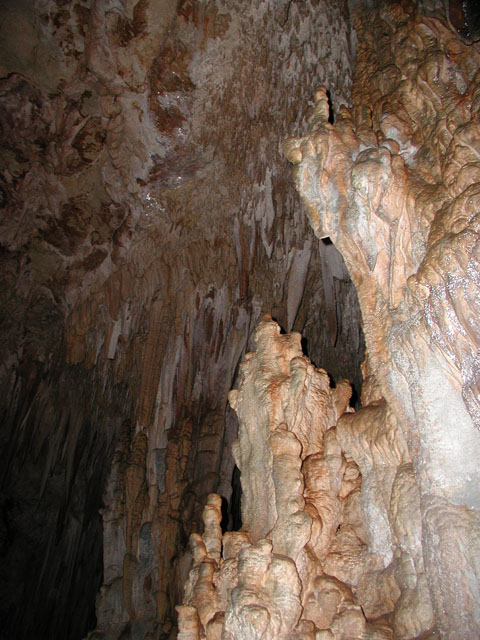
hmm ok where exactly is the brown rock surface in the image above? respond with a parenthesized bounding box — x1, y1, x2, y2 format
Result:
(3, 0, 478, 638)
(0, 1, 362, 639)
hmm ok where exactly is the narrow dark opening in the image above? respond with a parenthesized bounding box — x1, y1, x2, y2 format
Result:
(349, 382, 360, 408)
(230, 465, 242, 532)
(301, 336, 309, 359)
(325, 91, 335, 124)
(220, 496, 229, 533)
(219, 466, 243, 533)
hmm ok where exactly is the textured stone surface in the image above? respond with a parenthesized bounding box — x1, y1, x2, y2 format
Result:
(286, 0, 480, 636)
(178, 316, 400, 639)
(4, 0, 478, 638)
(0, 1, 362, 639)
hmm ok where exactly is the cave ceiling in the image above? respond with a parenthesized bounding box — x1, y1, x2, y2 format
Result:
(0, 0, 360, 638)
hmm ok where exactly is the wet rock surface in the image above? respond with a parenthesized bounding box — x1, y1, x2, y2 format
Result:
(0, 1, 361, 639)
(287, 0, 480, 636)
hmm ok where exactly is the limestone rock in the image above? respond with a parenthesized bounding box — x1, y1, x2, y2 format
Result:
(3, 0, 478, 639)
(0, 1, 362, 636)
(178, 317, 398, 639)
(287, 1, 480, 635)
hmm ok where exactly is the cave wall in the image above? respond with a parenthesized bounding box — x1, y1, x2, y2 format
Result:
(7, 1, 479, 638)
(285, 0, 480, 637)
(0, 1, 364, 639)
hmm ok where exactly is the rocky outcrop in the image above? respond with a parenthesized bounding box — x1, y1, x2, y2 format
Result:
(178, 316, 438, 639)
(285, 1, 480, 636)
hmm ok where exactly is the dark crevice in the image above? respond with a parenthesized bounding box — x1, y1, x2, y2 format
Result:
(325, 90, 335, 124)
(220, 495, 229, 533)
(230, 465, 242, 532)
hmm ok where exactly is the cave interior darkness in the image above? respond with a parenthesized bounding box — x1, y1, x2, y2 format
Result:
(1, 0, 479, 639)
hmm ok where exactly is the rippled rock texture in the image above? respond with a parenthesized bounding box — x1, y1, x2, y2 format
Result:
(0, 1, 362, 639)
(285, 1, 480, 636)
(178, 316, 435, 639)
(4, 0, 477, 638)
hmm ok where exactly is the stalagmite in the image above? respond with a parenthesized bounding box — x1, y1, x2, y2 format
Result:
(2, 0, 479, 638)
(178, 315, 430, 639)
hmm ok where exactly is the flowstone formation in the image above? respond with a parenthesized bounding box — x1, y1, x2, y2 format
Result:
(177, 316, 435, 639)
(284, 1, 480, 637)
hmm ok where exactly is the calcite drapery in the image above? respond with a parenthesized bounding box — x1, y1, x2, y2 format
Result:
(0, 1, 362, 637)
(178, 316, 435, 639)
(285, 1, 480, 636)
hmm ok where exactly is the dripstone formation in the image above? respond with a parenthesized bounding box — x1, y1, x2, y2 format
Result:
(178, 1, 480, 638)
(177, 316, 434, 639)
(1, 0, 479, 639)
(284, 1, 480, 637)
(0, 1, 360, 638)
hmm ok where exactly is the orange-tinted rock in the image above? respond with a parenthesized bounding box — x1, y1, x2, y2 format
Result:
(0, 1, 362, 636)
(178, 317, 396, 638)
(287, 1, 480, 636)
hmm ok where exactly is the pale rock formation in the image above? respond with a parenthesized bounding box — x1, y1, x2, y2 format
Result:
(3, 1, 478, 639)
(178, 316, 405, 639)
(285, 1, 480, 636)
